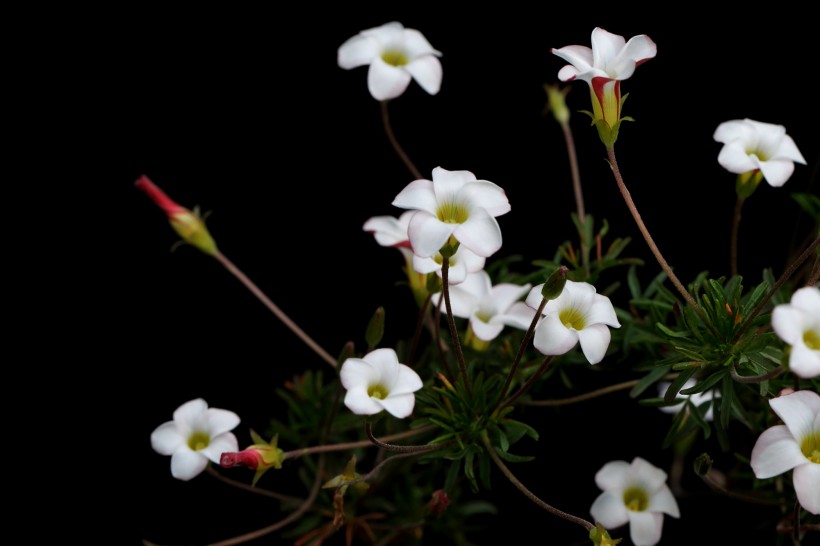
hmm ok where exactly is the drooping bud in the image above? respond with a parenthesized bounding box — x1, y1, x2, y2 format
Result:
(219, 430, 285, 486)
(544, 84, 570, 125)
(427, 489, 450, 517)
(541, 265, 569, 300)
(365, 307, 385, 350)
(135, 175, 217, 255)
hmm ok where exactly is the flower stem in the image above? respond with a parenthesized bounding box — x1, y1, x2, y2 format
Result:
(381, 100, 423, 180)
(606, 148, 704, 317)
(498, 355, 554, 412)
(441, 256, 471, 395)
(522, 376, 674, 406)
(729, 363, 785, 383)
(206, 465, 302, 504)
(365, 421, 449, 454)
(282, 425, 436, 461)
(730, 196, 746, 277)
(559, 118, 590, 276)
(407, 293, 432, 367)
(213, 251, 338, 368)
(480, 431, 594, 532)
(697, 465, 781, 506)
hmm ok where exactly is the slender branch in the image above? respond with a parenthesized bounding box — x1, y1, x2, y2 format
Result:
(433, 293, 455, 382)
(523, 377, 676, 407)
(282, 425, 436, 460)
(214, 251, 337, 368)
(480, 431, 594, 532)
(559, 119, 590, 276)
(730, 364, 786, 384)
(499, 355, 554, 412)
(441, 256, 471, 395)
(698, 468, 782, 506)
(606, 148, 703, 317)
(365, 421, 449, 454)
(206, 465, 302, 504)
(349, 451, 421, 486)
(380, 100, 423, 180)
(407, 293, 432, 368)
(730, 196, 745, 277)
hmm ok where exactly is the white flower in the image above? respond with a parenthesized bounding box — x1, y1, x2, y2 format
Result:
(525, 280, 620, 365)
(392, 166, 511, 258)
(150, 398, 240, 481)
(413, 245, 485, 285)
(657, 378, 719, 421)
(713, 118, 806, 187)
(590, 457, 680, 546)
(432, 270, 533, 341)
(363, 211, 415, 248)
(750, 389, 820, 515)
(771, 286, 820, 378)
(551, 27, 657, 84)
(340, 348, 423, 418)
(338, 21, 442, 101)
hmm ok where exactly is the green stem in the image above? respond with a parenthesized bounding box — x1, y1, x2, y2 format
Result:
(365, 421, 449, 454)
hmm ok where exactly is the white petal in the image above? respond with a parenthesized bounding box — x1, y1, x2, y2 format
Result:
(453, 208, 502, 257)
(170, 447, 208, 481)
(750, 425, 806, 478)
(556, 280, 596, 313)
(552, 45, 594, 77)
(772, 305, 807, 345)
(393, 179, 438, 215)
(435, 278, 480, 318)
(499, 301, 538, 330)
(150, 421, 183, 456)
(608, 34, 657, 79)
(647, 485, 680, 518)
(713, 119, 755, 144)
(376, 392, 416, 418)
(432, 167, 476, 201)
(590, 491, 628, 528)
(364, 348, 400, 386)
(337, 34, 379, 69)
(207, 408, 240, 437)
(458, 180, 511, 217)
(490, 283, 531, 314)
(360, 21, 404, 43)
(586, 293, 621, 327)
(533, 314, 578, 356)
(444, 257, 469, 284)
(469, 316, 505, 341)
(590, 28, 626, 69)
(343, 389, 383, 415)
(627, 510, 663, 546)
(793, 463, 820, 515)
(758, 158, 795, 187)
(576, 323, 612, 364)
(557, 65, 581, 81)
(405, 56, 442, 95)
(413, 254, 441, 274)
(792, 286, 820, 313)
(363, 215, 410, 247)
(408, 212, 455, 258)
(629, 457, 669, 493)
(340, 358, 379, 390)
(717, 141, 758, 174)
(367, 57, 412, 101)
(391, 363, 423, 395)
(789, 343, 820, 378)
(200, 432, 239, 464)
(400, 28, 441, 58)
(596, 460, 631, 490)
(525, 283, 546, 310)
(770, 390, 820, 440)
(774, 134, 807, 164)
(174, 398, 208, 428)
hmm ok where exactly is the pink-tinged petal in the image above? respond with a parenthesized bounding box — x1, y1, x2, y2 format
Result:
(750, 425, 806, 478)
(552, 45, 593, 75)
(432, 167, 476, 201)
(337, 34, 379, 70)
(629, 457, 668, 492)
(360, 21, 404, 44)
(453, 208, 502, 257)
(557, 65, 581, 81)
(151, 421, 183, 456)
(793, 286, 820, 312)
(533, 314, 578, 356)
(393, 179, 438, 215)
(772, 305, 807, 345)
(595, 459, 630, 490)
(499, 301, 538, 330)
(647, 485, 680, 517)
(490, 283, 531, 314)
(470, 316, 505, 341)
(200, 432, 239, 464)
(343, 389, 384, 415)
(717, 141, 758, 174)
(627, 510, 663, 546)
(759, 158, 795, 187)
(770, 390, 820, 440)
(590, 28, 626, 68)
(367, 57, 412, 100)
(608, 34, 657, 79)
(789, 343, 820, 379)
(206, 408, 240, 437)
(340, 358, 379, 390)
(713, 119, 757, 144)
(376, 392, 416, 418)
(459, 180, 511, 217)
(586, 294, 621, 327)
(363, 215, 410, 247)
(400, 28, 441, 58)
(392, 363, 423, 395)
(364, 348, 400, 385)
(171, 448, 208, 481)
(793, 463, 820, 515)
(408, 212, 456, 258)
(775, 134, 807, 164)
(590, 491, 628, 528)
(405, 56, 442, 95)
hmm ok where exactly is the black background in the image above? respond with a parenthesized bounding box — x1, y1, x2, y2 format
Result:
(67, 6, 819, 545)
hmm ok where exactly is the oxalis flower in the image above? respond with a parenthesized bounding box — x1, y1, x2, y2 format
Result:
(340, 348, 423, 418)
(590, 457, 680, 546)
(525, 280, 620, 365)
(150, 398, 240, 481)
(714, 118, 806, 194)
(552, 27, 656, 147)
(392, 166, 511, 259)
(751, 389, 820, 515)
(338, 21, 442, 101)
(771, 286, 820, 379)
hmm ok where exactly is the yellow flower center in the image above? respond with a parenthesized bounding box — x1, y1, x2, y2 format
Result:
(623, 487, 648, 512)
(559, 307, 586, 330)
(802, 433, 820, 463)
(436, 202, 469, 224)
(381, 50, 408, 67)
(368, 384, 389, 400)
(188, 431, 210, 451)
(804, 329, 820, 351)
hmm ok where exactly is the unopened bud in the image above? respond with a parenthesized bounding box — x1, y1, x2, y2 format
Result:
(544, 84, 570, 125)
(541, 266, 568, 300)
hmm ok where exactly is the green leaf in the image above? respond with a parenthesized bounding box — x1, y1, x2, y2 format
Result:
(664, 368, 698, 403)
(629, 365, 672, 398)
(656, 322, 691, 339)
(495, 447, 535, 463)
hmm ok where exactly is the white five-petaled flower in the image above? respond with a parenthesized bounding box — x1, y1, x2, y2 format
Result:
(771, 286, 820, 378)
(590, 457, 680, 546)
(338, 21, 442, 101)
(392, 167, 511, 259)
(340, 348, 423, 418)
(657, 378, 719, 421)
(150, 398, 240, 481)
(714, 118, 806, 188)
(413, 245, 485, 285)
(432, 270, 533, 341)
(750, 389, 820, 515)
(525, 280, 620, 365)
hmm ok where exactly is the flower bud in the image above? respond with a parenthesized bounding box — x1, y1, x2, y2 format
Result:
(220, 431, 284, 486)
(544, 84, 570, 125)
(541, 265, 568, 300)
(427, 489, 450, 517)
